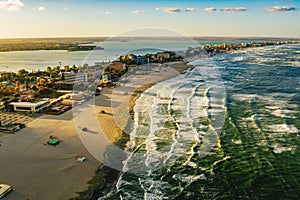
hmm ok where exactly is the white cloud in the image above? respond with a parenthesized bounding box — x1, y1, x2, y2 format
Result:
(37, 6, 45, 11)
(186, 8, 197, 12)
(0, 0, 24, 11)
(105, 10, 111, 15)
(64, 8, 69, 11)
(132, 9, 144, 14)
(155, 7, 181, 13)
(204, 7, 217, 12)
(265, 6, 296, 12)
(220, 7, 248, 12)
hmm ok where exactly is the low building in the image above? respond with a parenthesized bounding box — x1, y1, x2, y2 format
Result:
(55, 81, 75, 90)
(134, 56, 149, 65)
(9, 99, 50, 112)
(156, 51, 175, 61)
(102, 73, 111, 83)
(63, 72, 88, 83)
(108, 62, 126, 72)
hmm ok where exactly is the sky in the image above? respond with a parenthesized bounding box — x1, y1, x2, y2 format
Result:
(0, 0, 299, 38)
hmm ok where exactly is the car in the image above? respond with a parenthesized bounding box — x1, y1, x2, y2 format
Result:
(0, 184, 12, 199)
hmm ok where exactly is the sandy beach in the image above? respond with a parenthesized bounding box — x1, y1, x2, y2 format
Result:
(0, 61, 191, 200)
(0, 111, 100, 200)
(73, 61, 192, 198)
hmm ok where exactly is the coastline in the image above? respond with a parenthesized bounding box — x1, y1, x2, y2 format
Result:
(0, 61, 191, 200)
(72, 61, 192, 199)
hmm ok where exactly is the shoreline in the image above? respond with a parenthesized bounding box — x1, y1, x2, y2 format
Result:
(72, 61, 192, 199)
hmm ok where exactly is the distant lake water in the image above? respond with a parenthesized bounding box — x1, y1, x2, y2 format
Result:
(0, 39, 266, 72)
(0, 39, 196, 72)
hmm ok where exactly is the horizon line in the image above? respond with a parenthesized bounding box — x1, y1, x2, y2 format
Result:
(1, 36, 299, 40)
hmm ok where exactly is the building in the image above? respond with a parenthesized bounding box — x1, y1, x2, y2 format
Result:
(108, 62, 126, 72)
(134, 56, 149, 65)
(156, 51, 176, 61)
(9, 99, 50, 112)
(101, 73, 111, 83)
(63, 72, 88, 83)
(93, 70, 103, 78)
(55, 81, 75, 90)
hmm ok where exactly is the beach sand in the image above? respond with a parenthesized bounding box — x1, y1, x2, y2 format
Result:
(96, 61, 191, 143)
(73, 61, 191, 199)
(0, 111, 100, 200)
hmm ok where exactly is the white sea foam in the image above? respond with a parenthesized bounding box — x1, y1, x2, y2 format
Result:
(173, 173, 206, 183)
(270, 144, 296, 154)
(266, 124, 299, 134)
(115, 60, 226, 198)
(231, 139, 242, 144)
(269, 109, 297, 119)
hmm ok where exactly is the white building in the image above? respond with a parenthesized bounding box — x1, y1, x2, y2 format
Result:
(9, 99, 50, 112)
(63, 72, 88, 83)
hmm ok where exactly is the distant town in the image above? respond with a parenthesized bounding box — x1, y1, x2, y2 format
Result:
(187, 39, 300, 57)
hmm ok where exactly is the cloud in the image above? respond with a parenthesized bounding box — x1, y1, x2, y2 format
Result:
(204, 7, 217, 12)
(132, 9, 144, 14)
(105, 10, 111, 15)
(37, 6, 45, 11)
(186, 8, 197, 12)
(264, 6, 297, 12)
(64, 8, 69, 11)
(220, 7, 248, 12)
(155, 7, 181, 13)
(0, 0, 24, 11)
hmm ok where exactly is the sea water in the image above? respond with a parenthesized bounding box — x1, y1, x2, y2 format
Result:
(99, 44, 300, 199)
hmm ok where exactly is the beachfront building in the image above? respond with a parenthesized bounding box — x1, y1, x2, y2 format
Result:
(9, 99, 50, 112)
(156, 51, 176, 61)
(134, 56, 149, 65)
(108, 62, 126, 72)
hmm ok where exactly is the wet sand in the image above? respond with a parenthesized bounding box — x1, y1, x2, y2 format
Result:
(74, 61, 191, 198)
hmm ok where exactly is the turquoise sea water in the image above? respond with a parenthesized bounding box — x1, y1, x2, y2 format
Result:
(99, 44, 300, 199)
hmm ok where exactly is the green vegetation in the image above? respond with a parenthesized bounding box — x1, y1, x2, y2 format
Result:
(0, 37, 106, 52)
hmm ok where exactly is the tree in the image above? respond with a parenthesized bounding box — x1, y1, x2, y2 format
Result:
(64, 65, 70, 72)
(31, 85, 38, 91)
(17, 69, 28, 77)
(46, 66, 52, 74)
(37, 77, 47, 88)
(24, 80, 29, 90)
(71, 65, 78, 72)
(52, 66, 60, 73)
(15, 81, 20, 94)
